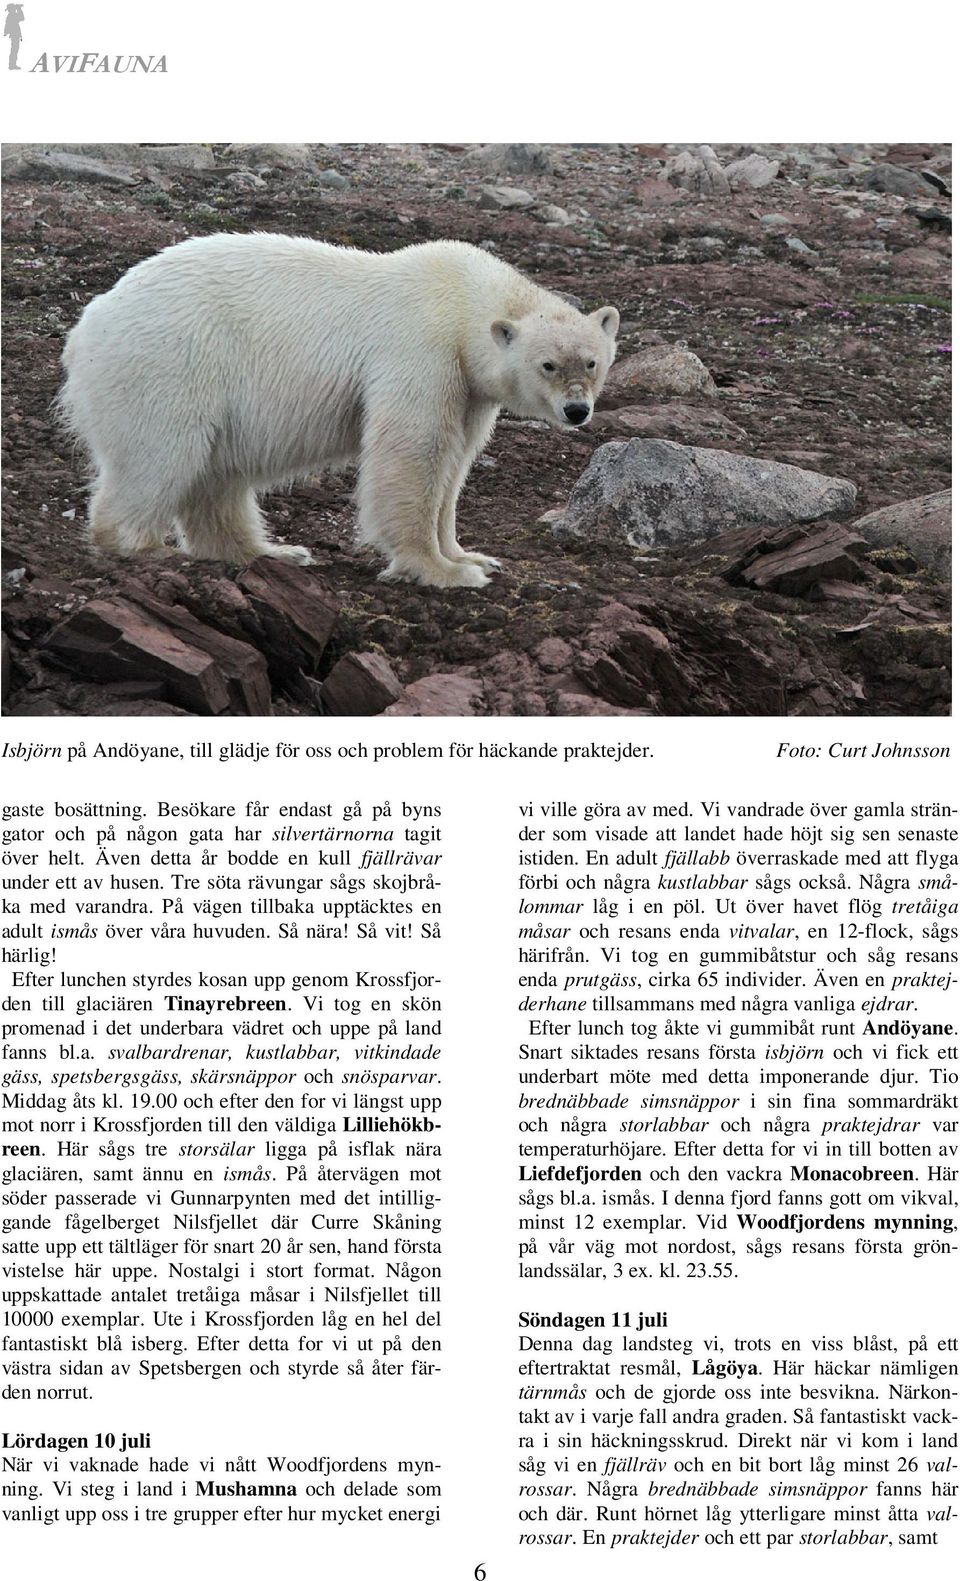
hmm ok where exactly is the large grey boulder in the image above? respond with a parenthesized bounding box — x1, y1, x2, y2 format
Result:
(37, 142, 142, 162)
(139, 144, 216, 170)
(725, 153, 780, 190)
(477, 143, 555, 175)
(862, 164, 932, 199)
(853, 491, 951, 579)
(222, 143, 317, 170)
(1, 148, 139, 186)
(555, 439, 858, 550)
(663, 145, 729, 196)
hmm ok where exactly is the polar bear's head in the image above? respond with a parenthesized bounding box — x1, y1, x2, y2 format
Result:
(490, 305, 619, 428)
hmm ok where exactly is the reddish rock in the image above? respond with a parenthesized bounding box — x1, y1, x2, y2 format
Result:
(574, 595, 787, 716)
(383, 674, 483, 716)
(576, 604, 690, 712)
(116, 588, 272, 713)
(553, 690, 652, 716)
(237, 558, 340, 672)
(727, 522, 867, 596)
(534, 637, 574, 673)
(594, 402, 745, 445)
(816, 580, 877, 602)
(44, 599, 236, 714)
(632, 178, 684, 205)
(478, 649, 547, 714)
(320, 651, 402, 715)
(889, 245, 947, 276)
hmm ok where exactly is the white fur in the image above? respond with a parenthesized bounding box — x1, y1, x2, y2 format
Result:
(59, 235, 619, 588)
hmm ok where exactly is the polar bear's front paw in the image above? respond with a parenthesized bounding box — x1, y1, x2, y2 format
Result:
(380, 556, 490, 590)
(460, 552, 502, 572)
(444, 561, 491, 589)
(263, 542, 314, 566)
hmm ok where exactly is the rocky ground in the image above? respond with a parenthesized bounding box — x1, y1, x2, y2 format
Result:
(1, 140, 952, 717)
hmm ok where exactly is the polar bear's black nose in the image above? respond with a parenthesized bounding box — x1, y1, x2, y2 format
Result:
(564, 402, 590, 425)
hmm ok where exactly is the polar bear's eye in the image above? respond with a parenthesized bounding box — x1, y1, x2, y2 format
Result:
(587, 360, 597, 372)
(542, 361, 557, 374)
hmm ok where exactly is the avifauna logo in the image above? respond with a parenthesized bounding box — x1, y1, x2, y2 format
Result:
(6, 3, 24, 67)
(6, 6, 168, 73)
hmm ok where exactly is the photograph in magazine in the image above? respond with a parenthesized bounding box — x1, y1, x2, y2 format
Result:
(1, 140, 950, 720)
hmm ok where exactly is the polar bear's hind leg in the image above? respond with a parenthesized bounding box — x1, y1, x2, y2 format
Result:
(87, 471, 173, 556)
(175, 479, 313, 565)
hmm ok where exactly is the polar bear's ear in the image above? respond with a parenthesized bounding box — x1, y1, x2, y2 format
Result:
(491, 319, 519, 348)
(591, 306, 620, 339)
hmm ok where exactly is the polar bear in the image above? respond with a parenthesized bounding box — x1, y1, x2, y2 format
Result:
(59, 235, 619, 588)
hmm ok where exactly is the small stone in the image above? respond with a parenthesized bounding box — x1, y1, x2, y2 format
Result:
(604, 344, 717, 400)
(687, 236, 726, 258)
(478, 185, 535, 211)
(533, 203, 570, 225)
(316, 169, 348, 189)
(632, 177, 685, 205)
(226, 170, 266, 191)
(906, 205, 952, 233)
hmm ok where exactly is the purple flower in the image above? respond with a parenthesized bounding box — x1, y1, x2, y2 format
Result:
(935, 342, 952, 354)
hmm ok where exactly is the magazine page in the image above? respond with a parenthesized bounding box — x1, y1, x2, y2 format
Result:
(1, 7, 955, 1581)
